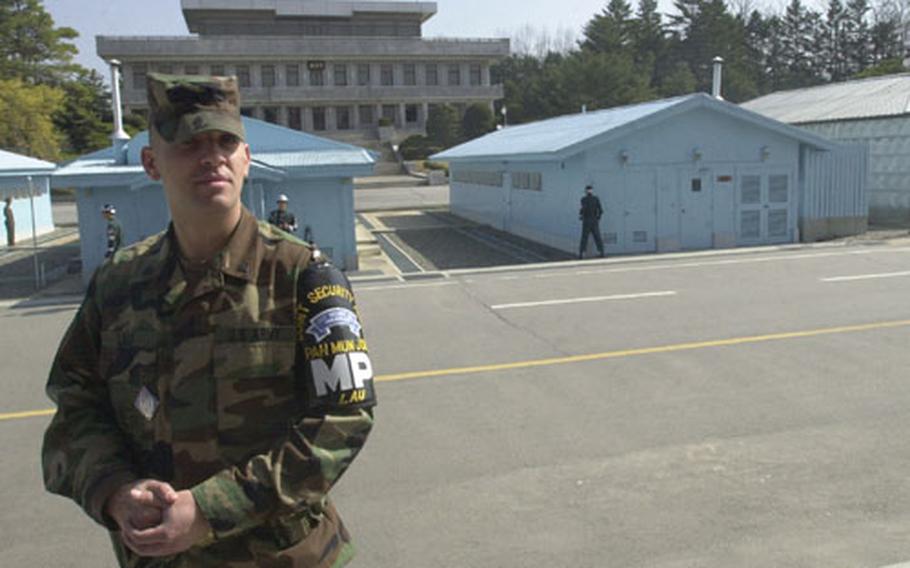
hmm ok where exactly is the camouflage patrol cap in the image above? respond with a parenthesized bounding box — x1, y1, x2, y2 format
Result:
(147, 72, 245, 144)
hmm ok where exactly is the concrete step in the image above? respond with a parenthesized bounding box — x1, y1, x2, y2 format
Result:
(355, 174, 425, 190)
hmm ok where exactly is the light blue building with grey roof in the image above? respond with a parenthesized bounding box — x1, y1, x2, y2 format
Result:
(53, 117, 374, 282)
(0, 149, 56, 247)
(434, 93, 867, 256)
(743, 73, 910, 227)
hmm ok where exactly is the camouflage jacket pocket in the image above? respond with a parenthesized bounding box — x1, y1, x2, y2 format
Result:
(213, 328, 297, 457)
(100, 331, 160, 445)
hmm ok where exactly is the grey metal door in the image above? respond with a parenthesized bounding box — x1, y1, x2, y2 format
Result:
(623, 170, 657, 253)
(680, 168, 714, 249)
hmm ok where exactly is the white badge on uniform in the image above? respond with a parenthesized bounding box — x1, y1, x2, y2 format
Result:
(134, 386, 159, 421)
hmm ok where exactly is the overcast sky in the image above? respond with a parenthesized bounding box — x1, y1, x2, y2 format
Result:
(43, 0, 693, 78)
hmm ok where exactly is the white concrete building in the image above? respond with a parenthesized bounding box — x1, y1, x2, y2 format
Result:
(743, 74, 910, 227)
(96, 1, 508, 145)
(434, 94, 867, 257)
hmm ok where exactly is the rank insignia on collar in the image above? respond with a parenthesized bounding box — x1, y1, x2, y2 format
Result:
(134, 387, 159, 421)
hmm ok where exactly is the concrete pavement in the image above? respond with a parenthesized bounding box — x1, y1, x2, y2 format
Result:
(4, 240, 910, 566)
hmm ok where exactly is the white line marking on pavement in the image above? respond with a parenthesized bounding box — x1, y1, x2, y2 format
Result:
(491, 291, 677, 310)
(356, 281, 458, 292)
(877, 562, 910, 568)
(513, 248, 910, 281)
(821, 270, 910, 283)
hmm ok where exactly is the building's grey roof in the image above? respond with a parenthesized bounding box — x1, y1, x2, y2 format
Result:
(256, 150, 375, 169)
(741, 73, 910, 124)
(0, 149, 55, 175)
(53, 117, 374, 187)
(434, 93, 834, 162)
(180, 0, 437, 21)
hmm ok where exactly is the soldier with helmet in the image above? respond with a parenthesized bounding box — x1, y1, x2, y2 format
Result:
(42, 73, 376, 567)
(101, 203, 122, 258)
(268, 193, 298, 233)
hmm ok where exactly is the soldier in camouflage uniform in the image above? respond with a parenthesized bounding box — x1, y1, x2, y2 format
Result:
(42, 73, 376, 567)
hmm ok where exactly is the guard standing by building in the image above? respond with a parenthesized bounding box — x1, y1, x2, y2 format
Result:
(578, 184, 605, 258)
(42, 73, 375, 567)
(3, 197, 14, 246)
(268, 194, 298, 233)
(101, 203, 122, 258)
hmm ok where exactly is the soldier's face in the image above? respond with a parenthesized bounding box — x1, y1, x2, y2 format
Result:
(278, 202, 287, 211)
(142, 129, 251, 218)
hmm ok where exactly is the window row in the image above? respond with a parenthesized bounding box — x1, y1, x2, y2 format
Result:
(451, 170, 544, 190)
(131, 62, 486, 90)
(452, 170, 504, 187)
(245, 104, 424, 131)
(512, 171, 543, 191)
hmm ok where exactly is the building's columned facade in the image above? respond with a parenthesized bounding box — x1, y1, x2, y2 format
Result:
(97, 1, 508, 144)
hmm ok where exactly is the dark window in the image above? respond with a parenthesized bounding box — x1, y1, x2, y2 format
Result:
(240, 107, 255, 117)
(132, 64, 147, 90)
(380, 64, 394, 86)
(261, 65, 276, 87)
(312, 107, 326, 131)
(236, 65, 251, 87)
(691, 178, 702, 192)
(425, 64, 438, 86)
(403, 63, 416, 86)
(288, 107, 302, 130)
(156, 63, 173, 74)
(334, 64, 348, 86)
(336, 106, 351, 130)
(470, 64, 482, 86)
(263, 107, 279, 124)
(359, 105, 374, 126)
(382, 104, 397, 125)
(448, 64, 461, 86)
(357, 64, 370, 86)
(405, 104, 418, 124)
(310, 68, 324, 87)
(184, 64, 199, 75)
(286, 64, 299, 87)
(210, 64, 224, 76)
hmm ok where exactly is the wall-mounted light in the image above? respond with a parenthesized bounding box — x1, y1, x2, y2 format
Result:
(619, 149, 630, 165)
(692, 146, 703, 162)
(760, 145, 770, 161)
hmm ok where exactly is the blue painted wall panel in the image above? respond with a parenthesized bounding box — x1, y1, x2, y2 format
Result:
(0, 189, 55, 246)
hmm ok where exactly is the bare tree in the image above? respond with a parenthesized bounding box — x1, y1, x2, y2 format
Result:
(498, 23, 578, 58)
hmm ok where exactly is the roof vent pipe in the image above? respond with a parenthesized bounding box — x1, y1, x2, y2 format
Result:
(712, 56, 724, 100)
(109, 59, 130, 165)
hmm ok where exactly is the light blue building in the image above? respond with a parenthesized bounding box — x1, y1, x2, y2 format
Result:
(434, 93, 867, 256)
(742, 73, 910, 227)
(52, 117, 374, 282)
(0, 149, 56, 247)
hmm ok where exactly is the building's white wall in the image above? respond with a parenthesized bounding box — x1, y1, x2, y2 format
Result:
(451, 107, 804, 255)
(77, 185, 171, 282)
(79, 176, 358, 282)
(0, 189, 55, 246)
(799, 117, 910, 226)
(262, 177, 358, 270)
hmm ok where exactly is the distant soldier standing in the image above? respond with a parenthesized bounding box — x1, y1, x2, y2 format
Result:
(42, 73, 375, 567)
(101, 203, 122, 258)
(268, 194, 298, 232)
(3, 197, 14, 246)
(578, 184, 605, 259)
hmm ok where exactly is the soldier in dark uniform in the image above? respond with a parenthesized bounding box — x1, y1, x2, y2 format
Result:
(3, 197, 14, 246)
(268, 194, 298, 233)
(42, 73, 375, 567)
(102, 203, 122, 258)
(578, 184, 605, 259)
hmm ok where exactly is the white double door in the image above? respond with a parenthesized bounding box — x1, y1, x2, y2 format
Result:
(736, 169, 793, 245)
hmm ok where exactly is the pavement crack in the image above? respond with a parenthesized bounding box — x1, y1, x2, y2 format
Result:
(458, 280, 572, 358)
